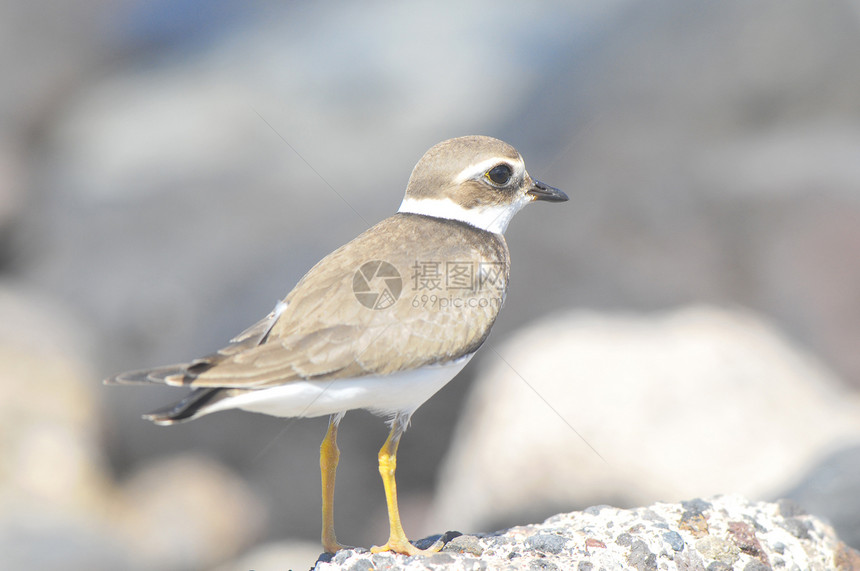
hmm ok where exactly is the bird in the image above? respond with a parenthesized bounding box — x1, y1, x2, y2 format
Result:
(106, 135, 568, 555)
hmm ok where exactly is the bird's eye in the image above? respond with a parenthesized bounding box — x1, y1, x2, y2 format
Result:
(486, 164, 513, 186)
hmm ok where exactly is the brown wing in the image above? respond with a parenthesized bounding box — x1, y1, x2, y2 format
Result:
(183, 214, 509, 388)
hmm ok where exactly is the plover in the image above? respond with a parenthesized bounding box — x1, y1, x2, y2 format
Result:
(107, 135, 567, 555)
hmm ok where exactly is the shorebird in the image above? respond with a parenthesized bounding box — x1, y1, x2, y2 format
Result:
(107, 135, 567, 555)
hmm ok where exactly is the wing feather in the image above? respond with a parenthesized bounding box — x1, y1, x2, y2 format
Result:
(106, 215, 509, 391)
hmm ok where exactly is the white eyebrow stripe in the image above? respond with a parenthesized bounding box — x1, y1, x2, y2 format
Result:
(453, 156, 524, 184)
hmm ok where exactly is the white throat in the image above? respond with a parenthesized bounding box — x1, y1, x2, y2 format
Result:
(398, 195, 531, 234)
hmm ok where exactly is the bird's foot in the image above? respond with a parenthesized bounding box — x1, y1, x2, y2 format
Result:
(370, 536, 444, 556)
(322, 538, 353, 554)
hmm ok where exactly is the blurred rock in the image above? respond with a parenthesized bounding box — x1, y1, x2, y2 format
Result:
(211, 539, 322, 571)
(507, 0, 860, 390)
(782, 444, 860, 550)
(116, 454, 267, 570)
(0, 283, 266, 570)
(432, 306, 860, 538)
(0, 282, 108, 522)
(0, 283, 133, 570)
(0, 514, 140, 571)
(319, 495, 860, 571)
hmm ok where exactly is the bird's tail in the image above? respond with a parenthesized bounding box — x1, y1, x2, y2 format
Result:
(142, 387, 226, 425)
(105, 361, 229, 425)
(103, 358, 215, 387)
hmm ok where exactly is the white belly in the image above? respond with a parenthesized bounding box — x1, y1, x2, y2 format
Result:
(206, 354, 474, 419)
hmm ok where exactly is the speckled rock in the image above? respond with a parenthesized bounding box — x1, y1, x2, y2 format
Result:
(315, 495, 860, 571)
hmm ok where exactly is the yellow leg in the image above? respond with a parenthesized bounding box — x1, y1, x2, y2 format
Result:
(320, 415, 348, 553)
(370, 420, 443, 556)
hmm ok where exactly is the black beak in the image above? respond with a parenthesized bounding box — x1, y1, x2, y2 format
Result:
(527, 179, 568, 202)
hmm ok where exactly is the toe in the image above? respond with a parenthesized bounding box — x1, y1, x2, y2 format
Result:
(371, 537, 443, 556)
(322, 540, 352, 554)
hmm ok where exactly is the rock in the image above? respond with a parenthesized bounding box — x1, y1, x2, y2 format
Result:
(432, 306, 860, 539)
(445, 534, 484, 557)
(0, 284, 110, 524)
(0, 284, 266, 570)
(526, 533, 569, 555)
(663, 531, 684, 552)
(0, 284, 142, 570)
(511, 0, 860, 391)
(315, 496, 860, 570)
(116, 454, 267, 570)
(782, 444, 860, 549)
(210, 539, 322, 571)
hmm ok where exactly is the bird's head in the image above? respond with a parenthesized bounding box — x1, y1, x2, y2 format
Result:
(399, 135, 567, 234)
